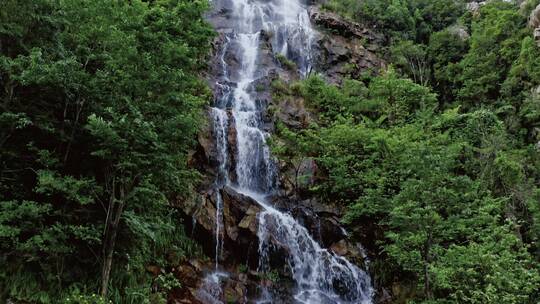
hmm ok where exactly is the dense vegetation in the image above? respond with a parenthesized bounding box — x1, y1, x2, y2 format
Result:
(273, 0, 540, 302)
(0, 0, 213, 302)
(3, 0, 540, 303)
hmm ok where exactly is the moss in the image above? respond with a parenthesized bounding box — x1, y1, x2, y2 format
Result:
(276, 54, 297, 70)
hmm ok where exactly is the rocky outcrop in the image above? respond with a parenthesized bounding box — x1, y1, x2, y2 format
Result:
(467, 1, 482, 15)
(309, 7, 385, 83)
(448, 24, 470, 41)
(180, 187, 262, 267)
(275, 97, 313, 130)
(309, 7, 384, 45)
(184, 1, 387, 302)
(532, 4, 540, 28)
(530, 4, 540, 45)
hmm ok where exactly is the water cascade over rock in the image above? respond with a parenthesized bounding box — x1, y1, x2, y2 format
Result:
(195, 0, 375, 302)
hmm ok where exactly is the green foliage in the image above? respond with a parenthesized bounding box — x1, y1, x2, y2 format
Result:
(62, 292, 112, 304)
(390, 40, 430, 86)
(427, 28, 469, 104)
(457, 1, 527, 107)
(271, 73, 540, 302)
(276, 54, 297, 70)
(323, 0, 466, 43)
(0, 0, 213, 302)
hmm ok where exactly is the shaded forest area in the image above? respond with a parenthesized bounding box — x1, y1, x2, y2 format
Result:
(1, 0, 213, 302)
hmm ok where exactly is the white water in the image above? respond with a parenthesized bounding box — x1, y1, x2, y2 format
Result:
(205, 0, 373, 302)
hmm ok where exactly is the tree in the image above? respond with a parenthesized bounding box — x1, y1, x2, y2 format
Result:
(0, 0, 213, 302)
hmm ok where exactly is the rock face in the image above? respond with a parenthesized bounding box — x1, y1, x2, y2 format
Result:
(179, 186, 262, 267)
(309, 7, 384, 44)
(275, 97, 313, 130)
(533, 5, 540, 28)
(531, 4, 540, 45)
(309, 7, 385, 83)
(180, 1, 385, 303)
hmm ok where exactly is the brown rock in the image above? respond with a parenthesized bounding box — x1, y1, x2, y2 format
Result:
(238, 205, 261, 234)
(329, 240, 367, 268)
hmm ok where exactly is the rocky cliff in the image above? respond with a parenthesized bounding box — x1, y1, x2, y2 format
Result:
(174, 2, 386, 303)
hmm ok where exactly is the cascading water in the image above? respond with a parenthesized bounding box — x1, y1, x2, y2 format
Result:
(204, 0, 374, 303)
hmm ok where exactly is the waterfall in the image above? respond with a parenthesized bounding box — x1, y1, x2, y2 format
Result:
(205, 0, 374, 302)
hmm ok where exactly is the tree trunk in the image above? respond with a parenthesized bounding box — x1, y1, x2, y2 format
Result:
(423, 230, 433, 300)
(100, 183, 126, 298)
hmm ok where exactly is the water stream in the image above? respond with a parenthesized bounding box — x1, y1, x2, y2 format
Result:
(204, 0, 374, 302)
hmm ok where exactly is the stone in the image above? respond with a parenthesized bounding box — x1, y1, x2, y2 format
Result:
(531, 4, 540, 46)
(329, 240, 366, 268)
(169, 260, 210, 304)
(238, 205, 261, 234)
(530, 4, 540, 29)
(197, 114, 216, 164)
(448, 25, 470, 41)
(309, 6, 383, 44)
(315, 33, 384, 83)
(276, 98, 312, 130)
(297, 158, 318, 191)
(467, 2, 481, 14)
(308, 5, 385, 83)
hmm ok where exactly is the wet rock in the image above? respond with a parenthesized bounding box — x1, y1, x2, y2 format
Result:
(330, 240, 366, 268)
(207, 4, 234, 33)
(170, 260, 208, 304)
(238, 205, 260, 234)
(176, 263, 200, 289)
(221, 186, 262, 242)
(222, 279, 248, 303)
(227, 112, 238, 183)
(375, 287, 394, 304)
(197, 114, 216, 166)
(272, 195, 348, 249)
(193, 192, 218, 233)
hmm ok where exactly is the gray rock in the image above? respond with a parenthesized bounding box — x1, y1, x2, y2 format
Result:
(448, 24, 470, 41)
(309, 6, 384, 44)
(530, 4, 540, 29)
(297, 158, 318, 190)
